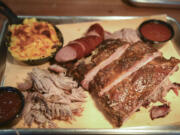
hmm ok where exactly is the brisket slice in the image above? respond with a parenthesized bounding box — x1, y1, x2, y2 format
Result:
(66, 39, 129, 89)
(91, 57, 180, 127)
(90, 41, 161, 95)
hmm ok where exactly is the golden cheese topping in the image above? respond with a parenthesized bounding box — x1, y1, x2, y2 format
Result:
(8, 18, 62, 61)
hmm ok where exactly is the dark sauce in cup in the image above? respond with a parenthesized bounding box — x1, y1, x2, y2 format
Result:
(0, 87, 24, 126)
(0, 91, 21, 123)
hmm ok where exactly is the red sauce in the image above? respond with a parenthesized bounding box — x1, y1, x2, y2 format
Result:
(0, 91, 22, 123)
(140, 22, 172, 42)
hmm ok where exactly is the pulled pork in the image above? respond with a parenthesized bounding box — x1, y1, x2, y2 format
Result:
(150, 104, 170, 120)
(18, 68, 87, 128)
(104, 28, 141, 43)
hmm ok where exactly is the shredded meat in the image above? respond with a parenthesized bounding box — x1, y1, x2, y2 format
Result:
(48, 64, 67, 73)
(19, 68, 87, 128)
(17, 77, 33, 91)
(150, 104, 170, 120)
(104, 28, 141, 43)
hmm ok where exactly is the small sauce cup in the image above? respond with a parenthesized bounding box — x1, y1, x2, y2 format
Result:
(138, 19, 174, 48)
(0, 87, 24, 127)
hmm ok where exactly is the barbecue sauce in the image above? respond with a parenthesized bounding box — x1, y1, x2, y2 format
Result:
(0, 91, 22, 123)
(140, 22, 172, 42)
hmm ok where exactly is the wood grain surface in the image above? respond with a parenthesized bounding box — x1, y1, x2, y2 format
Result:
(0, 0, 180, 23)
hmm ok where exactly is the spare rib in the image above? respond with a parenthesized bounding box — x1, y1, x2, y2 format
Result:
(81, 42, 130, 89)
(66, 39, 130, 89)
(90, 41, 162, 96)
(91, 56, 180, 127)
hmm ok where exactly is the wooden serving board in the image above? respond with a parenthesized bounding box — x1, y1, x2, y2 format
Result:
(3, 14, 180, 128)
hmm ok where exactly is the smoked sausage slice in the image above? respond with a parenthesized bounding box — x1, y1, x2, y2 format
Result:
(55, 23, 104, 63)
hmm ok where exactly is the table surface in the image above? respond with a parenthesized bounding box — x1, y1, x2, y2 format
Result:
(0, 0, 180, 28)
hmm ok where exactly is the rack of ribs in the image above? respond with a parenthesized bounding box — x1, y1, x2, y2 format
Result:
(63, 39, 180, 127)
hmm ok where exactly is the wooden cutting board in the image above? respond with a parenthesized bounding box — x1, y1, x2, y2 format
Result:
(3, 14, 180, 128)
